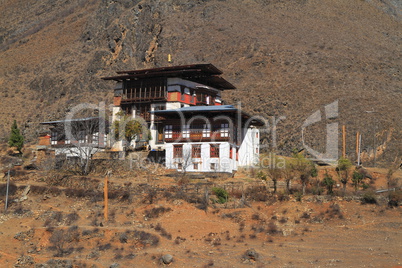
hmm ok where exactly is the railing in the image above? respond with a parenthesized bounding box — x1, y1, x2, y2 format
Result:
(165, 131, 230, 142)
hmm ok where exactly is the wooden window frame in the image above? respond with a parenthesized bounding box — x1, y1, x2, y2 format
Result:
(210, 163, 216, 171)
(193, 163, 198, 170)
(192, 144, 201, 158)
(173, 144, 183, 158)
(210, 144, 219, 158)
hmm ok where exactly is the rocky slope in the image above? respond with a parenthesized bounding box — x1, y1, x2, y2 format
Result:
(0, 0, 401, 165)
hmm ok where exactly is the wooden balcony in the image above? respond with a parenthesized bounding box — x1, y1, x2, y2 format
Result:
(165, 131, 230, 142)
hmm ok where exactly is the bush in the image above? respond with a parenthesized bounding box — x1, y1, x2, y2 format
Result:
(65, 212, 79, 225)
(256, 170, 267, 180)
(326, 203, 343, 219)
(388, 190, 402, 208)
(212, 187, 229, 204)
(361, 191, 377, 204)
(294, 191, 303, 202)
(144, 207, 172, 219)
(267, 222, 280, 235)
(0, 182, 18, 197)
(277, 191, 289, 202)
(152, 223, 172, 240)
(246, 185, 270, 202)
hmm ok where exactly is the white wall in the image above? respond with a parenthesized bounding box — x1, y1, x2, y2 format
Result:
(165, 142, 236, 173)
(238, 127, 260, 167)
(55, 146, 101, 159)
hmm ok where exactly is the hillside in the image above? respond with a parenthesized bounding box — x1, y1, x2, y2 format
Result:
(0, 0, 401, 165)
(0, 149, 401, 267)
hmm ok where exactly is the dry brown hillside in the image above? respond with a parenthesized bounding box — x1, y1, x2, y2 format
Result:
(0, 0, 401, 165)
(0, 145, 401, 267)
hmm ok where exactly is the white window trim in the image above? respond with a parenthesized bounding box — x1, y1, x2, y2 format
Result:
(202, 124, 211, 137)
(220, 123, 229, 137)
(165, 125, 173, 139)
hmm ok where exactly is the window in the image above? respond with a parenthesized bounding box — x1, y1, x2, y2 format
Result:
(220, 123, 229, 137)
(210, 163, 216, 170)
(192, 144, 201, 158)
(173, 144, 183, 158)
(210, 144, 219, 158)
(229, 146, 233, 159)
(78, 130, 86, 143)
(202, 124, 211, 137)
(256, 147, 259, 154)
(193, 163, 199, 170)
(51, 131, 58, 145)
(177, 163, 183, 170)
(165, 125, 173, 139)
(92, 132, 99, 145)
(256, 132, 259, 138)
(182, 125, 190, 138)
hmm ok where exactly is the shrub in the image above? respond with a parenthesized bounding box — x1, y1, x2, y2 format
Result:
(48, 227, 80, 257)
(143, 187, 158, 204)
(322, 172, 335, 194)
(152, 223, 172, 240)
(246, 185, 270, 202)
(256, 170, 267, 180)
(267, 222, 279, 235)
(212, 187, 229, 204)
(0, 182, 18, 197)
(251, 213, 260, 221)
(294, 191, 303, 202)
(300, 212, 310, 219)
(144, 207, 172, 219)
(361, 191, 377, 204)
(65, 212, 79, 225)
(119, 233, 128, 243)
(326, 203, 344, 219)
(388, 190, 402, 208)
(279, 217, 287, 224)
(277, 191, 289, 201)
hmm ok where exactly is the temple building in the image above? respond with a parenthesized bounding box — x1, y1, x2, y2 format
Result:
(102, 64, 263, 173)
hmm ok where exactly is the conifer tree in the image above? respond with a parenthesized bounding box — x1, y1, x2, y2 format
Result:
(8, 120, 24, 154)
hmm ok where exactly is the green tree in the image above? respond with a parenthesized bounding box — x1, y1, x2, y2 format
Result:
(8, 120, 24, 154)
(352, 170, 364, 191)
(291, 152, 314, 195)
(114, 115, 144, 144)
(322, 170, 335, 194)
(265, 155, 283, 193)
(283, 159, 295, 194)
(336, 157, 353, 196)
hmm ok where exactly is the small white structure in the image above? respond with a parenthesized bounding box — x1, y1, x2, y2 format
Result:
(40, 117, 106, 159)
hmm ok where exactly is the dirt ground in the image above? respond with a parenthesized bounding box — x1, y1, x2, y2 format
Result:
(0, 163, 401, 268)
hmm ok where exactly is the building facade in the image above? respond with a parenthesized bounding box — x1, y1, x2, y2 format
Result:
(39, 117, 106, 159)
(103, 64, 263, 173)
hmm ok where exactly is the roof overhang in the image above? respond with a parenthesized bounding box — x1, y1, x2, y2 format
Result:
(151, 105, 264, 126)
(101, 64, 236, 90)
